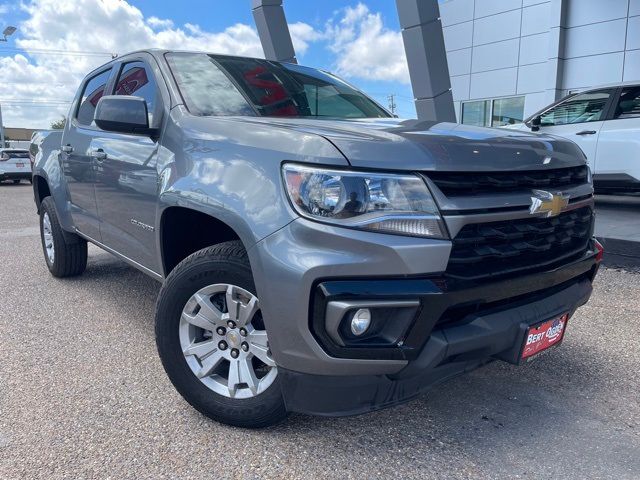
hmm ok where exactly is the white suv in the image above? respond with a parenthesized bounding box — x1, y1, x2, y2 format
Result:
(507, 84, 640, 194)
(0, 149, 32, 184)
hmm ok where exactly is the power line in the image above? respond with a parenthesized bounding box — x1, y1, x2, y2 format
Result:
(0, 46, 116, 58)
(0, 99, 72, 104)
(0, 104, 70, 108)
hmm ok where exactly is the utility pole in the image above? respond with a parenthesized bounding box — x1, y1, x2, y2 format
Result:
(387, 94, 397, 115)
(0, 104, 5, 148)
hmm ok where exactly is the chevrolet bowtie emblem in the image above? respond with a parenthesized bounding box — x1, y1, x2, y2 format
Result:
(529, 190, 570, 217)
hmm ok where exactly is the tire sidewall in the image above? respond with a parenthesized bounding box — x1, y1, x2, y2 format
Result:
(155, 250, 286, 427)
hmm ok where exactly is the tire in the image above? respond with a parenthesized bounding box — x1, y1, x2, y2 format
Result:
(155, 241, 287, 428)
(39, 196, 88, 277)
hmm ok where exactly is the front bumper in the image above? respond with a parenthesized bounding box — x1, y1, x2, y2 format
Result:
(281, 269, 595, 416)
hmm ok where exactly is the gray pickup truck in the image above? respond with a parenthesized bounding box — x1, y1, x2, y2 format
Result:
(32, 49, 603, 428)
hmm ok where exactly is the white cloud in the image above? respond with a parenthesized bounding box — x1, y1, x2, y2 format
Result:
(147, 16, 174, 30)
(1, 0, 320, 129)
(325, 3, 409, 85)
(289, 21, 323, 56)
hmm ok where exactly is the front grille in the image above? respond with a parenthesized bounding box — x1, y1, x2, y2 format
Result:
(428, 166, 589, 196)
(447, 207, 593, 280)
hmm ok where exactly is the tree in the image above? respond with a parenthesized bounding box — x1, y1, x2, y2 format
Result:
(50, 117, 66, 129)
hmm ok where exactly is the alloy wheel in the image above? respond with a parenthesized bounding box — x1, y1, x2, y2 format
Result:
(179, 283, 277, 399)
(42, 212, 55, 264)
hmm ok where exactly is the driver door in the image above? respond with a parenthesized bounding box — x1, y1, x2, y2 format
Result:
(535, 89, 616, 170)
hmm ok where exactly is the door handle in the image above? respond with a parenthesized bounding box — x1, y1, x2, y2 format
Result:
(575, 130, 597, 135)
(61, 144, 73, 153)
(91, 149, 107, 161)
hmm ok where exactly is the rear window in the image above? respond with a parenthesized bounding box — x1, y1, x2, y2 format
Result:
(1, 151, 29, 159)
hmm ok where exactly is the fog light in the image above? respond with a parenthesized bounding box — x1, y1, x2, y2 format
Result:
(350, 308, 371, 336)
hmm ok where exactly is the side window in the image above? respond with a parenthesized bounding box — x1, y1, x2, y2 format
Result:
(613, 87, 640, 120)
(539, 90, 612, 126)
(114, 61, 158, 125)
(76, 68, 112, 126)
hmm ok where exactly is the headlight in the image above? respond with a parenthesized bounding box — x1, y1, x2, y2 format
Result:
(282, 164, 447, 238)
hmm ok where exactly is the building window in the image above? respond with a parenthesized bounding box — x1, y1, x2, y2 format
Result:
(461, 96, 525, 127)
(461, 100, 491, 126)
(491, 97, 525, 127)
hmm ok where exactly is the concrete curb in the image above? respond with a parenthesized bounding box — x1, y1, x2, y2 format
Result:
(596, 237, 640, 270)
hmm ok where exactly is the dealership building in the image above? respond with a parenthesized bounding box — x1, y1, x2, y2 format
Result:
(438, 0, 640, 126)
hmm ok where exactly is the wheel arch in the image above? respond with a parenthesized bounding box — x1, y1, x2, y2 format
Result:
(159, 206, 254, 277)
(33, 174, 51, 213)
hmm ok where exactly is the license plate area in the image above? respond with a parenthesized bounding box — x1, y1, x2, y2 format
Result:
(16, 163, 24, 168)
(521, 313, 568, 361)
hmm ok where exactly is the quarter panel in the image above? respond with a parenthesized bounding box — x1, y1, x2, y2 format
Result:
(33, 134, 77, 232)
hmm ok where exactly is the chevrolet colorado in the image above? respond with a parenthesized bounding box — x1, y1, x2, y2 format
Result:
(32, 50, 603, 428)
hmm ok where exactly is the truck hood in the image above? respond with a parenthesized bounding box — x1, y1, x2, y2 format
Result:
(240, 117, 586, 172)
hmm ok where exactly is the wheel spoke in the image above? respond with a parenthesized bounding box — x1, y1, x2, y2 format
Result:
(181, 311, 216, 331)
(249, 331, 275, 367)
(237, 296, 259, 327)
(227, 358, 241, 397)
(239, 357, 259, 395)
(193, 292, 225, 324)
(183, 339, 218, 358)
(196, 350, 224, 378)
(225, 285, 239, 322)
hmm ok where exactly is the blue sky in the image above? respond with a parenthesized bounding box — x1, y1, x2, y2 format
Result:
(0, 0, 417, 127)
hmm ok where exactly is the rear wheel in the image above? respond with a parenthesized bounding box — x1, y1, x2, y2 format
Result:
(39, 196, 87, 277)
(155, 241, 287, 428)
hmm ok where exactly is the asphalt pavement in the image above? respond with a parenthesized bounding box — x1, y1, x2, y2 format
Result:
(1, 182, 639, 480)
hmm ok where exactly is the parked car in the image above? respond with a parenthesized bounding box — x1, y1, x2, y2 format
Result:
(0, 148, 32, 184)
(504, 83, 640, 194)
(32, 50, 603, 428)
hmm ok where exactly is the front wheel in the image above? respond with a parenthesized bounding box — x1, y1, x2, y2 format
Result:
(155, 241, 287, 428)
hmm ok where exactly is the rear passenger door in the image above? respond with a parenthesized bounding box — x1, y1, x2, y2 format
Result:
(594, 86, 640, 184)
(92, 57, 163, 273)
(62, 66, 114, 240)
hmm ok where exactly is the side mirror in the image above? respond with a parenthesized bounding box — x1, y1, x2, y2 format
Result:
(94, 95, 155, 135)
(530, 115, 541, 132)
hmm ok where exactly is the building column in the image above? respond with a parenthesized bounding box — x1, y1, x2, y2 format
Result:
(251, 0, 297, 64)
(395, 0, 456, 122)
(545, 0, 568, 104)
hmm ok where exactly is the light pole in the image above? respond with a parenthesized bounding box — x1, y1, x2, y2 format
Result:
(0, 26, 16, 147)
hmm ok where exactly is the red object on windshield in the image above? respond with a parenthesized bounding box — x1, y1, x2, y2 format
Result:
(243, 66, 298, 116)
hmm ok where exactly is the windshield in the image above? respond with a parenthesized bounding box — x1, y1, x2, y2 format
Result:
(166, 53, 390, 119)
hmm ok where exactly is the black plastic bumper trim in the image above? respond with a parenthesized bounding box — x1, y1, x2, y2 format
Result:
(287, 276, 594, 416)
(310, 243, 599, 361)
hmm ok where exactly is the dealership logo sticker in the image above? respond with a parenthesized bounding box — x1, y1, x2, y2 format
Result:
(522, 314, 568, 359)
